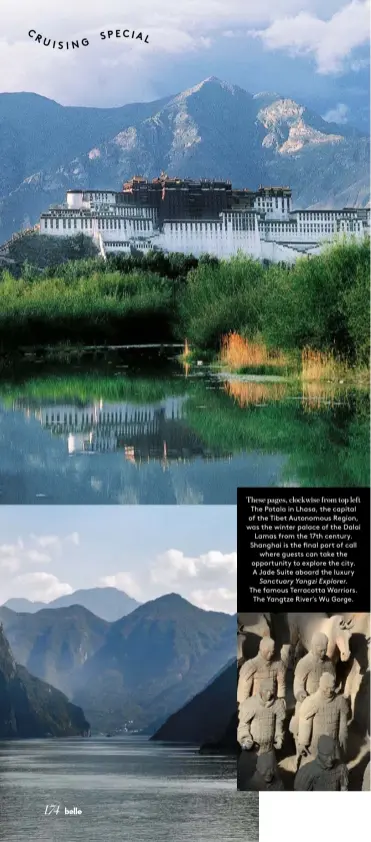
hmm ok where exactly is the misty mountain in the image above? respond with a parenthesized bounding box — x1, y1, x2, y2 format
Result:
(73, 594, 236, 732)
(0, 605, 108, 698)
(0, 621, 89, 738)
(0, 77, 369, 242)
(151, 659, 236, 745)
(2, 587, 140, 621)
(0, 594, 236, 733)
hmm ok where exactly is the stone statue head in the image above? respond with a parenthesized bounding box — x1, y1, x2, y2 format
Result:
(319, 672, 336, 699)
(259, 679, 275, 705)
(317, 734, 336, 770)
(311, 632, 328, 660)
(259, 637, 275, 662)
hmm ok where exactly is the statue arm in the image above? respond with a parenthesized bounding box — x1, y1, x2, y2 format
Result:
(274, 701, 285, 749)
(338, 700, 348, 753)
(297, 698, 315, 748)
(293, 658, 309, 701)
(340, 764, 349, 791)
(237, 661, 255, 705)
(276, 661, 286, 700)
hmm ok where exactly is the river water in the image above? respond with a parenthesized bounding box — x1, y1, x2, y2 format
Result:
(0, 348, 368, 503)
(0, 737, 258, 841)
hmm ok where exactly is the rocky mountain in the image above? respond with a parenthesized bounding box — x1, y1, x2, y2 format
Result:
(0, 621, 89, 738)
(0, 77, 369, 242)
(3, 587, 140, 622)
(151, 659, 236, 745)
(0, 595, 236, 733)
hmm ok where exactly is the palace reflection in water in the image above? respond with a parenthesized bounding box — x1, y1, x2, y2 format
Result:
(27, 398, 219, 464)
(0, 355, 368, 504)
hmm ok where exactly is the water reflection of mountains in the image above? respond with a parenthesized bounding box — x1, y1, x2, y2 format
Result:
(16, 397, 232, 464)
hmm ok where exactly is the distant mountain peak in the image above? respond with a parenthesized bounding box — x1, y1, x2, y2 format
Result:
(174, 76, 243, 102)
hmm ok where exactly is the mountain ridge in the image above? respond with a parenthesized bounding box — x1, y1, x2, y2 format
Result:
(2, 586, 140, 621)
(0, 593, 236, 733)
(0, 77, 369, 241)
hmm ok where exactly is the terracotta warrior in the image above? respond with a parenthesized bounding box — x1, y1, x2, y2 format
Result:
(294, 632, 336, 701)
(238, 679, 285, 755)
(248, 750, 285, 791)
(290, 632, 336, 746)
(237, 637, 286, 706)
(294, 734, 349, 791)
(296, 673, 348, 760)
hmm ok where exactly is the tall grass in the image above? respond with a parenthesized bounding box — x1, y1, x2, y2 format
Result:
(220, 332, 288, 371)
(0, 269, 175, 347)
(178, 239, 370, 367)
(301, 347, 345, 381)
(0, 239, 369, 367)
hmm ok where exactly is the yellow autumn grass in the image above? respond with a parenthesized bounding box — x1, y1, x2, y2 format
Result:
(301, 380, 341, 412)
(301, 347, 346, 381)
(220, 332, 287, 370)
(224, 380, 287, 407)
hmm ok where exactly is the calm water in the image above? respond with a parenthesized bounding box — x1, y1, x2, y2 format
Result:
(0, 349, 368, 503)
(0, 737, 258, 841)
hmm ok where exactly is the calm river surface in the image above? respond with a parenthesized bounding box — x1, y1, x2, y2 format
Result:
(0, 737, 258, 841)
(0, 348, 368, 503)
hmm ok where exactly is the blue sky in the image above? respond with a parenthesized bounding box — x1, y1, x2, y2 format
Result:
(0, 1, 369, 130)
(0, 507, 236, 612)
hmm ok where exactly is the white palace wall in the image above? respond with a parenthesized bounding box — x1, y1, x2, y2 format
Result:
(38, 188, 370, 263)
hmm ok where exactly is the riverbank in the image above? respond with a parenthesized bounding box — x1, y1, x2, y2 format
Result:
(0, 240, 369, 372)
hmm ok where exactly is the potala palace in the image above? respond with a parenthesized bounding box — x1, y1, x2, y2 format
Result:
(39, 174, 370, 263)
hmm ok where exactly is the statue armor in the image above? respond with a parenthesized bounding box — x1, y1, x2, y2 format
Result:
(294, 757, 349, 791)
(290, 651, 336, 741)
(297, 690, 348, 756)
(238, 694, 285, 754)
(237, 654, 286, 705)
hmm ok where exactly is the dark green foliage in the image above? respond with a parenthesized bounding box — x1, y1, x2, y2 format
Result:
(0, 623, 89, 738)
(178, 240, 370, 362)
(8, 233, 99, 275)
(0, 239, 369, 362)
(261, 239, 370, 363)
(178, 256, 267, 348)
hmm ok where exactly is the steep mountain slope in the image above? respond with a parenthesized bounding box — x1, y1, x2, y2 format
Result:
(3, 587, 140, 621)
(0, 605, 108, 697)
(0, 595, 236, 733)
(0, 622, 89, 737)
(0, 91, 169, 196)
(0, 78, 368, 241)
(151, 659, 236, 744)
(72, 593, 236, 732)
